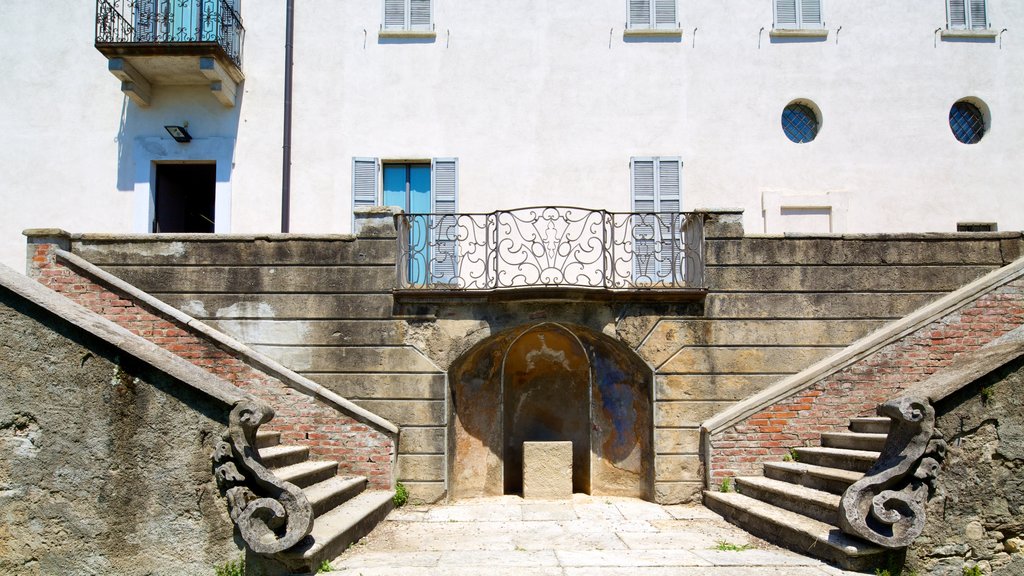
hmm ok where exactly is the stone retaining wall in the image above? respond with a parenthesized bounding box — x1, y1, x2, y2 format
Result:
(26, 241, 394, 489)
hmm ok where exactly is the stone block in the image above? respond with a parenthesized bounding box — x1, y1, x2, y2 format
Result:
(352, 399, 446, 426)
(103, 265, 396, 293)
(654, 428, 700, 454)
(397, 454, 446, 482)
(706, 237, 1006, 266)
(655, 481, 703, 504)
(163, 293, 395, 320)
(660, 346, 840, 375)
(705, 292, 939, 319)
(72, 237, 396, 266)
(654, 401, 734, 427)
(254, 345, 440, 373)
(523, 441, 573, 500)
(705, 265, 992, 293)
(398, 427, 446, 453)
(654, 455, 702, 482)
(316, 373, 446, 400)
(207, 319, 406, 346)
(656, 374, 780, 401)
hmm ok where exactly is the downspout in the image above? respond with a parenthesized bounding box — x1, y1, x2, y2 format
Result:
(281, 0, 294, 232)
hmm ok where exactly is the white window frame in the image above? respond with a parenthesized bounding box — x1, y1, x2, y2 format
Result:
(382, 0, 433, 32)
(947, 0, 988, 30)
(626, 0, 679, 31)
(773, 0, 824, 30)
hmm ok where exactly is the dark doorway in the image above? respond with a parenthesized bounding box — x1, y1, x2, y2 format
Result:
(154, 163, 216, 232)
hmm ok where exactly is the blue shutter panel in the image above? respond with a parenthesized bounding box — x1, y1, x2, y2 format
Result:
(353, 158, 379, 208)
(384, 0, 406, 29)
(948, 0, 968, 29)
(631, 158, 657, 280)
(968, 0, 987, 29)
(431, 158, 458, 285)
(629, 0, 652, 29)
(799, 0, 822, 28)
(410, 0, 431, 29)
(775, 0, 798, 28)
(654, 0, 676, 28)
(656, 158, 682, 280)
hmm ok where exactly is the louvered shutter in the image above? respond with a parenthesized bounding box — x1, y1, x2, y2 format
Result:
(410, 0, 431, 29)
(631, 159, 656, 280)
(383, 0, 406, 29)
(656, 158, 681, 280)
(629, 0, 652, 29)
(948, 0, 968, 29)
(775, 0, 798, 28)
(431, 158, 458, 285)
(968, 0, 987, 29)
(654, 0, 676, 28)
(352, 158, 379, 228)
(799, 0, 822, 28)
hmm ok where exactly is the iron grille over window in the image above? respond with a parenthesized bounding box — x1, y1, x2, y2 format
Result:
(949, 101, 985, 144)
(781, 103, 819, 143)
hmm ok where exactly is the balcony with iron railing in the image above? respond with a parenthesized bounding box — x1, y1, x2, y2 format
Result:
(95, 0, 245, 107)
(394, 207, 706, 301)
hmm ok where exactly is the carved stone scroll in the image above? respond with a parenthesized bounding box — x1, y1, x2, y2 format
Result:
(211, 400, 314, 554)
(838, 396, 946, 548)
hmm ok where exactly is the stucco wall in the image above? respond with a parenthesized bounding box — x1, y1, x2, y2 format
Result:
(2, 1, 1023, 272)
(906, 355, 1024, 576)
(0, 292, 239, 575)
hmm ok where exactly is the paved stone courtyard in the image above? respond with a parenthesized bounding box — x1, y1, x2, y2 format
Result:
(325, 495, 863, 575)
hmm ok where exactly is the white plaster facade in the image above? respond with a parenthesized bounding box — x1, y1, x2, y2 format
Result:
(2, 0, 1022, 271)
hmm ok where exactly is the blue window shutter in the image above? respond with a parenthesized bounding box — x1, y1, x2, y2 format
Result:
(431, 158, 458, 285)
(352, 157, 379, 225)
(383, 0, 406, 29)
(654, 0, 676, 28)
(410, 0, 432, 29)
(775, 0, 798, 28)
(968, 0, 987, 29)
(799, 0, 822, 27)
(948, 0, 968, 29)
(656, 158, 682, 280)
(629, 0, 652, 29)
(631, 158, 657, 280)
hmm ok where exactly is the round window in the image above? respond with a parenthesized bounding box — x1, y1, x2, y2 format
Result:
(781, 103, 819, 144)
(949, 100, 986, 144)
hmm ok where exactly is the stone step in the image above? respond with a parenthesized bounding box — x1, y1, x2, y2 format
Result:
(304, 476, 369, 518)
(821, 432, 888, 452)
(763, 461, 863, 495)
(734, 476, 840, 525)
(255, 430, 281, 449)
(274, 460, 339, 489)
(279, 490, 395, 571)
(849, 417, 892, 434)
(259, 444, 310, 469)
(703, 491, 894, 572)
(794, 447, 880, 473)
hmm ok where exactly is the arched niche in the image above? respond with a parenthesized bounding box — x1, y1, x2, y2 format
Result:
(448, 322, 653, 500)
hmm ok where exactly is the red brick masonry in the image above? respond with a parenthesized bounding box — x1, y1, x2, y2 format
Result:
(30, 242, 394, 489)
(711, 277, 1024, 479)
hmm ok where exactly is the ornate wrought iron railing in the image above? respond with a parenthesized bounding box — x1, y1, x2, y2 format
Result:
(96, 0, 245, 68)
(395, 207, 706, 291)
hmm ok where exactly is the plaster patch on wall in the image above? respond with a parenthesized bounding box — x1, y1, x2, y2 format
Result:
(214, 302, 276, 319)
(179, 300, 208, 317)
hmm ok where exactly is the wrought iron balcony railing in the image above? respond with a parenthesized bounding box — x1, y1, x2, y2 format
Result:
(395, 207, 705, 292)
(96, 0, 244, 68)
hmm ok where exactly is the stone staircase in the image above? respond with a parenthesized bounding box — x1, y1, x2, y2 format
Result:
(254, 430, 394, 571)
(704, 416, 898, 572)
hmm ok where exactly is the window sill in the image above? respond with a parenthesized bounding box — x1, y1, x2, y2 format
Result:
(940, 29, 998, 39)
(623, 28, 683, 38)
(378, 29, 437, 39)
(769, 28, 828, 38)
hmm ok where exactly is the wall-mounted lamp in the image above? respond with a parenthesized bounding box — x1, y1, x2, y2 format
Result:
(164, 125, 192, 143)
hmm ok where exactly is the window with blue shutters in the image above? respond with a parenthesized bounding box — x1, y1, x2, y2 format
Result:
(627, 0, 678, 30)
(630, 157, 682, 282)
(947, 0, 988, 30)
(352, 157, 457, 285)
(774, 0, 823, 29)
(383, 0, 432, 31)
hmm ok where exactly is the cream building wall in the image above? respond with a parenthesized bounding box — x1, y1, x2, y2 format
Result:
(1, 0, 1021, 272)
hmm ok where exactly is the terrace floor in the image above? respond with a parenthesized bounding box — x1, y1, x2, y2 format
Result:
(325, 495, 863, 576)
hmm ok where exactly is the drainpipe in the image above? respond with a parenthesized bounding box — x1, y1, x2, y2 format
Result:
(281, 0, 295, 232)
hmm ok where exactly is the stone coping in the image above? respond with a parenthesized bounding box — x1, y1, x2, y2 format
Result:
(0, 263, 249, 409)
(52, 248, 400, 436)
(728, 232, 1024, 240)
(701, 254, 1024, 482)
(25, 228, 360, 243)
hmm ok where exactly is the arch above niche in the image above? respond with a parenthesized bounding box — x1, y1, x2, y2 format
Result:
(448, 322, 653, 501)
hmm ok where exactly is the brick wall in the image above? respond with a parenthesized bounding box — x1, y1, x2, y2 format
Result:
(29, 242, 394, 489)
(710, 277, 1024, 480)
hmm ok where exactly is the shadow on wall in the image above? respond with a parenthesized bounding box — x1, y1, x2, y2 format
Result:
(115, 86, 244, 233)
(448, 322, 654, 501)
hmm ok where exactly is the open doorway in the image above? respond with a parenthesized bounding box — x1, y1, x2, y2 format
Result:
(153, 163, 216, 232)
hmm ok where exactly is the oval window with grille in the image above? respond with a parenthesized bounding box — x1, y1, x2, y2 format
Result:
(949, 100, 986, 144)
(781, 102, 819, 144)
